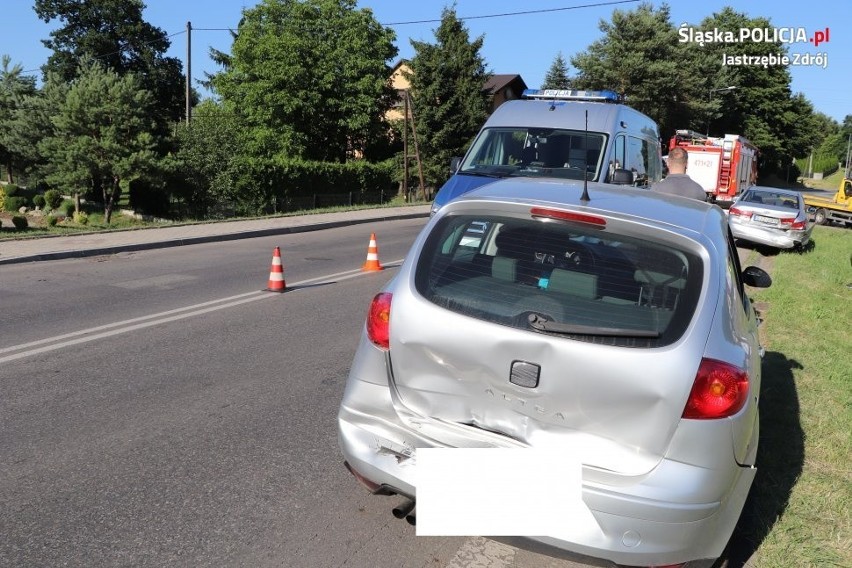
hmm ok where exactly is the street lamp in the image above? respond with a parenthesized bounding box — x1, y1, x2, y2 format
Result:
(706, 86, 737, 136)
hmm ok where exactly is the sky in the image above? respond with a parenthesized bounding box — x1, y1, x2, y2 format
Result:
(3, 0, 850, 123)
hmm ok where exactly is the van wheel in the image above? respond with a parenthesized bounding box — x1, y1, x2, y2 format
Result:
(813, 208, 828, 225)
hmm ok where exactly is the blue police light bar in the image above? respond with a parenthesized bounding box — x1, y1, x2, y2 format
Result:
(522, 89, 621, 102)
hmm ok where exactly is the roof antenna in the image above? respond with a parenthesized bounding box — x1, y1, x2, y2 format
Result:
(580, 109, 591, 203)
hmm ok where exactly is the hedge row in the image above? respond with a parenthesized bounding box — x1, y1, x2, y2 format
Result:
(229, 157, 397, 215)
(796, 155, 839, 178)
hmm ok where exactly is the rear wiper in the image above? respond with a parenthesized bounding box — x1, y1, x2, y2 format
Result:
(527, 313, 660, 338)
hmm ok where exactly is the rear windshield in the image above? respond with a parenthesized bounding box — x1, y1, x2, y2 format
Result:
(740, 189, 801, 209)
(460, 127, 606, 182)
(415, 214, 703, 347)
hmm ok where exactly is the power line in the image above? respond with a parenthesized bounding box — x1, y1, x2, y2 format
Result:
(382, 0, 641, 26)
(18, 30, 187, 76)
(190, 1, 641, 29)
(17, 0, 640, 75)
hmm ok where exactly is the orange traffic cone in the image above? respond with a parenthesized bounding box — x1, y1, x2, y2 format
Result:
(361, 233, 383, 272)
(266, 246, 286, 292)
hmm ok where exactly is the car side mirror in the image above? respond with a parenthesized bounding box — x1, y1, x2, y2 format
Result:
(742, 266, 772, 288)
(449, 156, 462, 175)
(611, 169, 633, 185)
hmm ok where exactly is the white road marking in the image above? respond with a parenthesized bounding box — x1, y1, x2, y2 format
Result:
(0, 260, 403, 364)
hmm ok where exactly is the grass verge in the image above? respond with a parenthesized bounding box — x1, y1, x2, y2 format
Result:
(729, 225, 851, 567)
(0, 197, 425, 241)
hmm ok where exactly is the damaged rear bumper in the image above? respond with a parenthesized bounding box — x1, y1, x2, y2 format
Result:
(338, 377, 756, 568)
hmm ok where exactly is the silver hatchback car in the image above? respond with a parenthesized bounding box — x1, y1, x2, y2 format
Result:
(338, 178, 772, 568)
(728, 186, 813, 250)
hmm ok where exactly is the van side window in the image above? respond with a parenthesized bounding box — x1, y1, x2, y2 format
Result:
(642, 137, 662, 184)
(609, 135, 626, 181)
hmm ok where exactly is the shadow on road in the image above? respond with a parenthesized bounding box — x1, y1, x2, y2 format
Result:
(725, 351, 805, 567)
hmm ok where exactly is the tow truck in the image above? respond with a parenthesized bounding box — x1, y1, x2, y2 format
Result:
(804, 168, 852, 227)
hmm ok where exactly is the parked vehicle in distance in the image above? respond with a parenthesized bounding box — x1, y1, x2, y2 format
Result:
(729, 186, 813, 250)
(804, 170, 852, 227)
(430, 89, 663, 215)
(339, 178, 772, 568)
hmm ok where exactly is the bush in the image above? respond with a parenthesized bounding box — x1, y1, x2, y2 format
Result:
(33, 194, 46, 208)
(46, 215, 58, 227)
(0, 188, 5, 212)
(62, 199, 76, 217)
(4, 196, 28, 212)
(73, 211, 89, 225)
(11, 215, 28, 230)
(44, 189, 63, 209)
(3, 183, 20, 197)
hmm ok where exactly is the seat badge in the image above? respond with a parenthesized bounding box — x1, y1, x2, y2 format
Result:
(510, 361, 540, 388)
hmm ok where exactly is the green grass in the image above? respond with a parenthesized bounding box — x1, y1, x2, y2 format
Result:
(729, 226, 852, 567)
(801, 168, 846, 191)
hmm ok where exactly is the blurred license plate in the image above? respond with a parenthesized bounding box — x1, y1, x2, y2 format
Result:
(753, 214, 778, 225)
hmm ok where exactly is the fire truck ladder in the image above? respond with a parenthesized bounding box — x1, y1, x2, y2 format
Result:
(674, 129, 711, 145)
(719, 139, 734, 191)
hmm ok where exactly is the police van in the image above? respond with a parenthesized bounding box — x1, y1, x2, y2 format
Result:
(430, 89, 663, 214)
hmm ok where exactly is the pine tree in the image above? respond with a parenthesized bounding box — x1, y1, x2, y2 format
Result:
(38, 63, 158, 223)
(409, 7, 491, 190)
(570, 3, 700, 142)
(542, 52, 571, 90)
(0, 55, 37, 182)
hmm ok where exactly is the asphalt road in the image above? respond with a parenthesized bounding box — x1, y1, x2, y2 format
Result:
(0, 218, 593, 568)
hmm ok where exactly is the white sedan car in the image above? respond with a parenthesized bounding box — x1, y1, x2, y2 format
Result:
(728, 186, 813, 250)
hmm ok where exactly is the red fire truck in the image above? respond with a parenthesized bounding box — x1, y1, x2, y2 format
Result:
(668, 130, 759, 205)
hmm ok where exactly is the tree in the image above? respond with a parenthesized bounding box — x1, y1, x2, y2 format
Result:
(39, 62, 158, 223)
(209, 0, 398, 162)
(3, 74, 69, 189)
(542, 52, 571, 90)
(171, 100, 244, 217)
(0, 55, 38, 183)
(34, 0, 186, 124)
(408, 7, 491, 190)
(571, 2, 703, 142)
(684, 7, 817, 172)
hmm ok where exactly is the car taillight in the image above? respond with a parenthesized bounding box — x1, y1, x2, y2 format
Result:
(366, 292, 392, 350)
(780, 217, 806, 230)
(682, 358, 749, 419)
(729, 206, 752, 218)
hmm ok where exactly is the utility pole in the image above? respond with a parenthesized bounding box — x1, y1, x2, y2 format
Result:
(402, 90, 425, 201)
(186, 21, 192, 125)
(402, 92, 409, 199)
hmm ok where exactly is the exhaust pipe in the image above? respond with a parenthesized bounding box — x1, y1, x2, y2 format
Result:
(405, 507, 416, 526)
(392, 497, 415, 519)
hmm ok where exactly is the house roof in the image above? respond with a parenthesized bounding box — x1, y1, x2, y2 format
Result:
(483, 74, 528, 94)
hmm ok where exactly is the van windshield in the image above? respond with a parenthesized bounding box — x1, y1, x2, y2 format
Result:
(459, 127, 607, 182)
